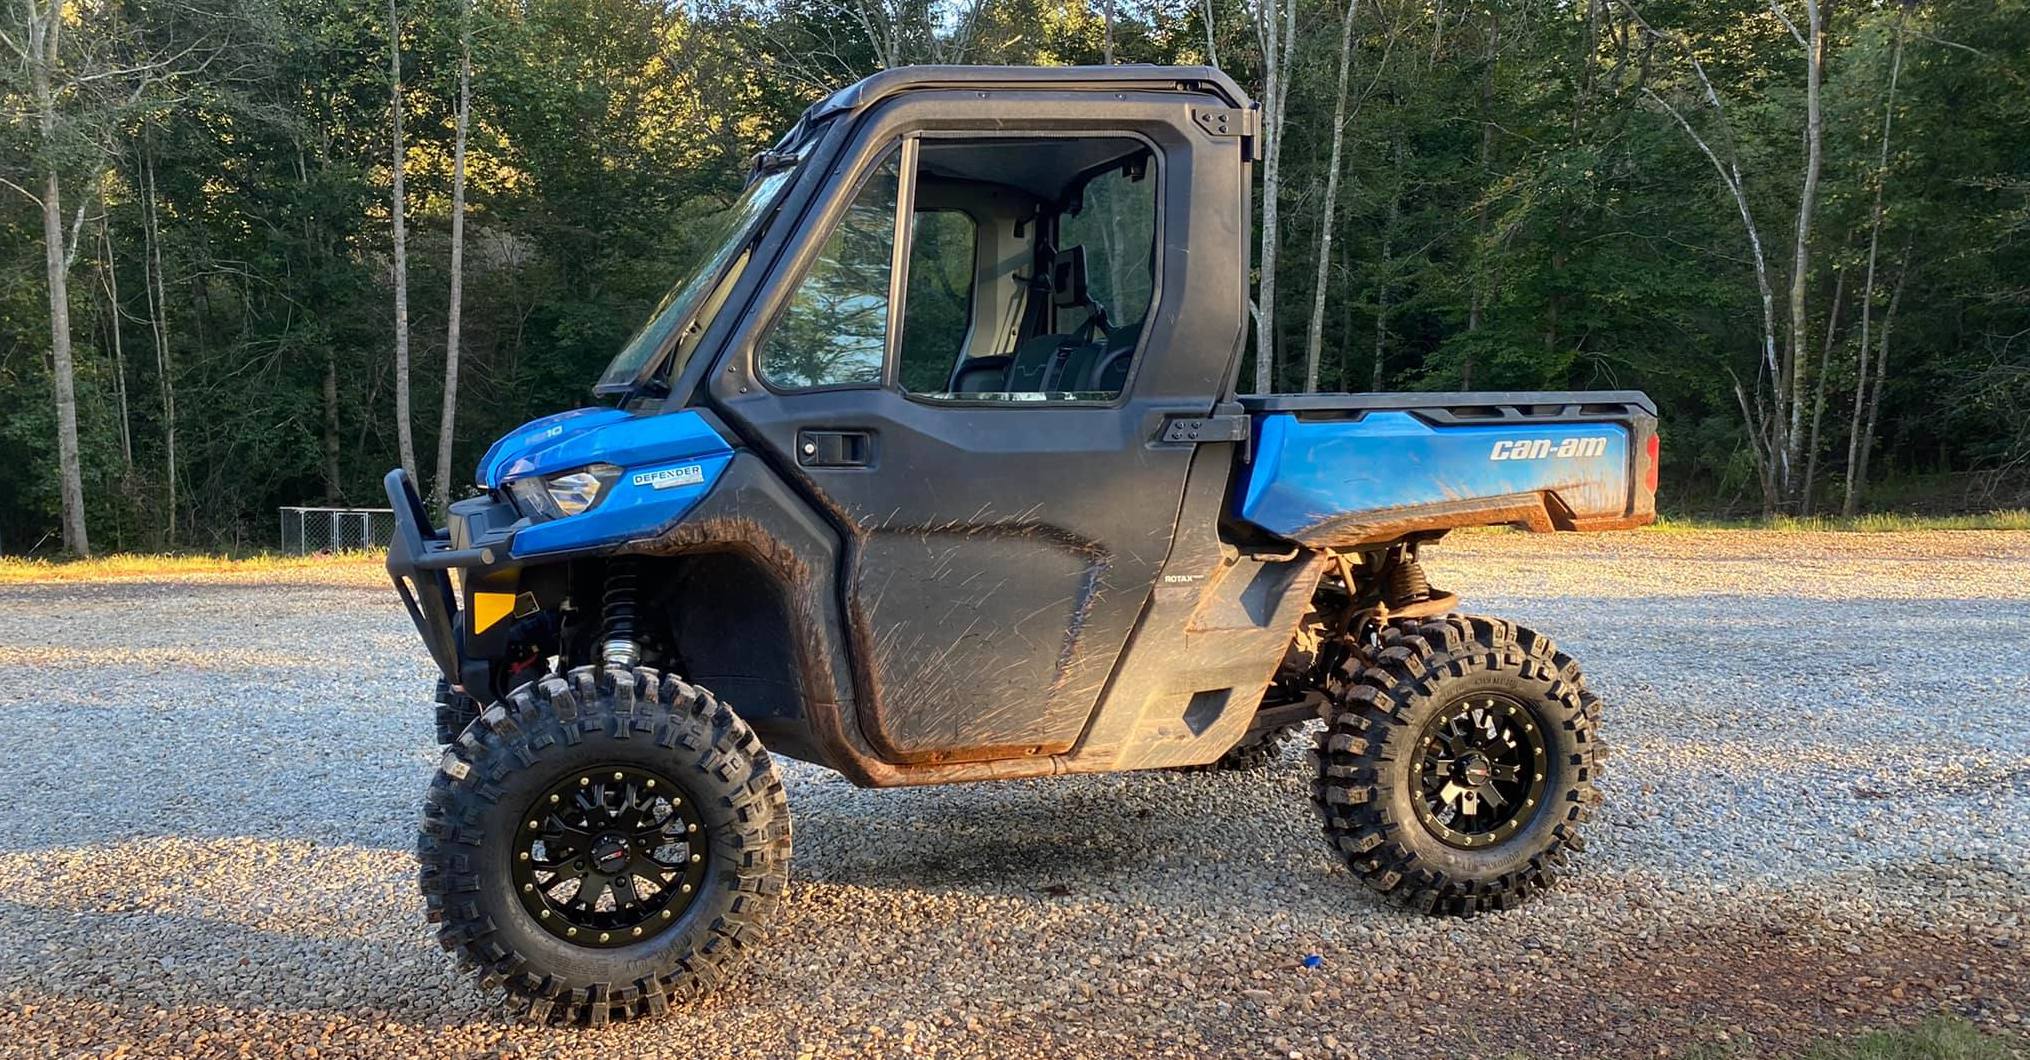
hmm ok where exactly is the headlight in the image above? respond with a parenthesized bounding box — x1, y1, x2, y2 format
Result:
(507, 464, 621, 521)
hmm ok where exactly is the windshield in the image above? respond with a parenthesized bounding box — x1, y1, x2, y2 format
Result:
(594, 153, 807, 393)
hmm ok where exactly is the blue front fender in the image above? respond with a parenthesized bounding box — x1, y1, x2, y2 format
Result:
(480, 409, 736, 559)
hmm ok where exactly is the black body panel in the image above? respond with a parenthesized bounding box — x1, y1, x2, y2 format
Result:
(707, 84, 1253, 765)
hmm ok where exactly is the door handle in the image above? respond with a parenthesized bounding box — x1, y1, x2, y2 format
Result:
(797, 429, 873, 468)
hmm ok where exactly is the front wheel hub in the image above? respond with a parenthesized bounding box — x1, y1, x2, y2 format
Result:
(1408, 695, 1549, 849)
(510, 765, 709, 947)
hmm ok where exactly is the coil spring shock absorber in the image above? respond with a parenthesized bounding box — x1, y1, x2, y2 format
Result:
(1383, 550, 1433, 609)
(599, 559, 640, 668)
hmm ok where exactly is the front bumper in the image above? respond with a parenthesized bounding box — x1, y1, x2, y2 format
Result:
(383, 468, 513, 684)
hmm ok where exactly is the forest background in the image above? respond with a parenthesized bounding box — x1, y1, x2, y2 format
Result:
(2, 0, 2024, 554)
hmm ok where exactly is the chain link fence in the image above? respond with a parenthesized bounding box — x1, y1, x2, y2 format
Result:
(279, 507, 395, 553)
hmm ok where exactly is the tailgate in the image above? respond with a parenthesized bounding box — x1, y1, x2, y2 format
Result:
(1234, 391, 1658, 547)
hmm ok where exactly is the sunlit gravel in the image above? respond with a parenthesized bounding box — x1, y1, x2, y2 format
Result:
(0, 530, 2023, 1058)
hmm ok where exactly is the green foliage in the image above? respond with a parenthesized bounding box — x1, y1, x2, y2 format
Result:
(2, 0, 2027, 551)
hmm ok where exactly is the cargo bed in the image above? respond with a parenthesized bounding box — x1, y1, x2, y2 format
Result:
(1231, 391, 1659, 548)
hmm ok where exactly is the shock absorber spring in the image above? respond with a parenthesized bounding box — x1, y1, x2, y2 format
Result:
(599, 559, 640, 668)
(1383, 551, 1433, 609)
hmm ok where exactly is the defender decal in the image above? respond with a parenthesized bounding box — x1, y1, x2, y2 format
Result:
(632, 464, 708, 491)
(1489, 437, 1610, 461)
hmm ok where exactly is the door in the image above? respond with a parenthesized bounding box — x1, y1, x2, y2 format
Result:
(717, 123, 1231, 765)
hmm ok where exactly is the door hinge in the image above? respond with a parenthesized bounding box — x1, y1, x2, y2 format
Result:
(1192, 105, 1261, 162)
(1158, 412, 1250, 446)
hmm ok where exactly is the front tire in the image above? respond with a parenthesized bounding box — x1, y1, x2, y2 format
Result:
(419, 665, 791, 1024)
(433, 678, 480, 745)
(1312, 615, 1603, 916)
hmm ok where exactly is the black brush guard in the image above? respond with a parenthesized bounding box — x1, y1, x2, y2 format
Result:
(383, 468, 501, 685)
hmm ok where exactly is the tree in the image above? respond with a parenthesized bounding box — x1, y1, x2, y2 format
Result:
(432, 0, 472, 516)
(390, 0, 416, 480)
(1842, 2, 1908, 516)
(1250, 0, 1297, 394)
(1302, 0, 1359, 394)
(6, 0, 91, 553)
(1, 0, 224, 554)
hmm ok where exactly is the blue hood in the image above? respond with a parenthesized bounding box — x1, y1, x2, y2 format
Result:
(476, 408, 731, 490)
(474, 407, 737, 559)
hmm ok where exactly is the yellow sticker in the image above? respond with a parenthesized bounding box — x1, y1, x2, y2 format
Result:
(471, 591, 516, 634)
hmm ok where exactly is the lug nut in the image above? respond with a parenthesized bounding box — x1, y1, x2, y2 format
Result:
(580, 777, 590, 787)
(632, 927, 643, 937)
(645, 779, 655, 789)
(566, 927, 577, 937)
(539, 910, 550, 919)
(599, 932, 610, 942)
(613, 772, 624, 781)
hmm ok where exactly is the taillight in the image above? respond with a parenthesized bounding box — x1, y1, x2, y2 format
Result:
(1644, 433, 1661, 493)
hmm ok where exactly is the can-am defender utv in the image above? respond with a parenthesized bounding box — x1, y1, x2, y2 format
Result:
(386, 65, 1658, 1024)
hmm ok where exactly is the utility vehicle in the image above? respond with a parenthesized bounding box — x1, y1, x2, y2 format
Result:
(387, 65, 1658, 1025)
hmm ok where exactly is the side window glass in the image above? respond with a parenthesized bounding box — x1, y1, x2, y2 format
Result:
(758, 151, 900, 389)
(1060, 161, 1156, 331)
(897, 209, 979, 393)
(900, 138, 1157, 403)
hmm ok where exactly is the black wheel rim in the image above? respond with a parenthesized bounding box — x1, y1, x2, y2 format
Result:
(510, 765, 709, 948)
(1407, 695, 1549, 849)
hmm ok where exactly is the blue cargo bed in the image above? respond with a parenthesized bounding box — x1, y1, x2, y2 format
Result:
(1232, 391, 1659, 547)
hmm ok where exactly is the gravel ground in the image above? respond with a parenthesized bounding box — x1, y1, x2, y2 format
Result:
(0, 529, 2025, 1059)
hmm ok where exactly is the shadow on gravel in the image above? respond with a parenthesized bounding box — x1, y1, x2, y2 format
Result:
(0, 898, 472, 1022)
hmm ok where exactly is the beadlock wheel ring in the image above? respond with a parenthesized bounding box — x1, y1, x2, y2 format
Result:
(509, 764, 710, 948)
(1407, 694, 1550, 849)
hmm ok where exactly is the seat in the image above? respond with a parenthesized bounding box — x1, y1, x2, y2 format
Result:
(1005, 333, 1085, 392)
(1077, 318, 1144, 393)
(949, 354, 1013, 393)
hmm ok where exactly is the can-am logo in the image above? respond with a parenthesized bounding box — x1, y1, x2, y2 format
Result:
(1489, 437, 1609, 461)
(632, 464, 706, 491)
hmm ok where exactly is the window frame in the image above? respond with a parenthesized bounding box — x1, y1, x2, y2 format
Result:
(753, 143, 909, 396)
(747, 129, 1167, 408)
(897, 130, 1163, 410)
(896, 204, 984, 393)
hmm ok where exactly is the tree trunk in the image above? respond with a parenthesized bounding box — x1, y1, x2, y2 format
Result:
(1849, 261, 1910, 516)
(433, 1, 472, 516)
(1302, 0, 1359, 394)
(1202, 0, 1219, 67)
(143, 148, 177, 545)
(1464, 9, 1499, 389)
(390, 0, 417, 480)
(323, 351, 342, 503)
(1781, 0, 1825, 503)
(99, 219, 133, 471)
(28, 5, 89, 556)
(1842, 7, 1906, 518)
(1103, 0, 1115, 63)
(1251, 0, 1297, 394)
(1801, 268, 1844, 516)
(1372, 140, 1402, 392)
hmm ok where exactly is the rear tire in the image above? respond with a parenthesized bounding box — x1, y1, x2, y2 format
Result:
(1312, 615, 1604, 916)
(419, 665, 791, 1024)
(1178, 719, 1308, 772)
